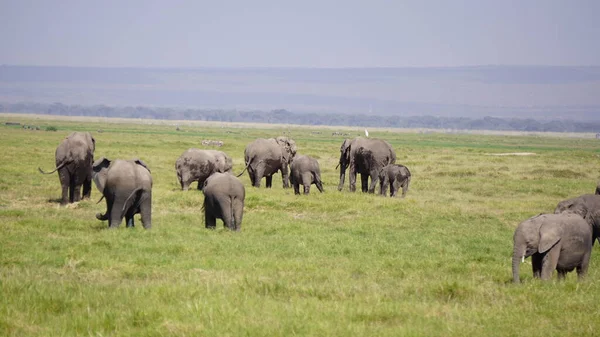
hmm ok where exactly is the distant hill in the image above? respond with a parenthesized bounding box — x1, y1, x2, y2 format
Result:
(1, 65, 599, 120)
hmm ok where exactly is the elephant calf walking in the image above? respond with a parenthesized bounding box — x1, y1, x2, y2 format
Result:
(512, 213, 592, 283)
(93, 157, 153, 229)
(203, 173, 245, 231)
(290, 155, 324, 195)
(379, 164, 411, 197)
(175, 148, 232, 190)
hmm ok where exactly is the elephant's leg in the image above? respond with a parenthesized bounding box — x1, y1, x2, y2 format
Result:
(125, 214, 135, 228)
(281, 165, 290, 189)
(139, 195, 152, 230)
(108, 207, 124, 229)
(253, 167, 264, 187)
(293, 183, 300, 195)
(205, 211, 216, 229)
(72, 181, 83, 203)
(349, 165, 357, 192)
(361, 174, 369, 193)
(400, 179, 409, 198)
(540, 247, 560, 280)
(367, 170, 379, 194)
(303, 184, 311, 195)
(531, 253, 543, 279)
(232, 198, 244, 231)
(391, 179, 400, 198)
(265, 175, 273, 188)
(301, 173, 312, 194)
(577, 251, 591, 280)
(556, 269, 567, 281)
(217, 196, 234, 230)
(82, 172, 92, 200)
(58, 169, 70, 205)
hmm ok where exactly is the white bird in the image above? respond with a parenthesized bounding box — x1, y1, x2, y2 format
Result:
(364, 129, 369, 137)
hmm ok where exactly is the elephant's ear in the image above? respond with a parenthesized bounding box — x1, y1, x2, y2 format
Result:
(93, 157, 111, 172)
(538, 223, 561, 253)
(134, 159, 151, 173)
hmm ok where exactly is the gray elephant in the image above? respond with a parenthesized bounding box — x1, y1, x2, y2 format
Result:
(203, 172, 245, 231)
(92, 157, 153, 229)
(175, 149, 233, 190)
(39, 132, 95, 205)
(554, 194, 600, 245)
(237, 136, 297, 188)
(378, 164, 411, 197)
(337, 137, 396, 193)
(290, 154, 324, 195)
(512, 213, 592, 283)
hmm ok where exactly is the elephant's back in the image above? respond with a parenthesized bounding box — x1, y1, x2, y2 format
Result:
(245, 138, 278, 158)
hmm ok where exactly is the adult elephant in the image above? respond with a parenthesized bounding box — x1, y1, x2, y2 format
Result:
(38, 131, 96, 205)
(554, 194, 600, 245)
(512, 213, 592, 283)
(175, 149, 232, 190)
(337, 137, 396, 193)
(237, 136, 297, 188)
(92, 157, 153, 229)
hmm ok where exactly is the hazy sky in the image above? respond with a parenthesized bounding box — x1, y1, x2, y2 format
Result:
(1, 0, 598, 68)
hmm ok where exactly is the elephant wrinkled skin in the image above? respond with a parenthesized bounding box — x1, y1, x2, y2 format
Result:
(203, 172, 245, 231)
(93, 157, 153, 229)
(337, 137, 396, 193)
(378, 164, 411, 197)
(39, 132, 96, 205)
(176, 149, 232, 190)
(512, 213, 592, 283)
(290, 155, 324, 195)
(238, 136, 297, 188)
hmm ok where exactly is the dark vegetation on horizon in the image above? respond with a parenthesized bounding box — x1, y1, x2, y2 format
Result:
(2, 101, 600, 133)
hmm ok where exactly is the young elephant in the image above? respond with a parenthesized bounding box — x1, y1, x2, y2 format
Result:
(378, 164, 411, 197)
(290, 155, 324, 195)
(92, 157, 153, 229)
(176, 149, 233, 190)
(512, 213, 592, 283)
(202, 172, 245, 231)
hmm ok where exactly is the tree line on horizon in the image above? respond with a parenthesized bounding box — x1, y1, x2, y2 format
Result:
(1, 101, 599, 133)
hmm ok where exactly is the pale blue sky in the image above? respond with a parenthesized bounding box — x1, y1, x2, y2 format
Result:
(0, 0, 598, 68)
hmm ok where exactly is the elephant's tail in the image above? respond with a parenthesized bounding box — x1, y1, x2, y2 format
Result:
(96, 194, 105, 204)
(236, 158, 253, 177)
(38, 161, 69, 174)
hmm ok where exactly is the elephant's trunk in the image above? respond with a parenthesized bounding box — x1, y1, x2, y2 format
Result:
(338, 161, 346, 191)
(512, 243, 525, 284)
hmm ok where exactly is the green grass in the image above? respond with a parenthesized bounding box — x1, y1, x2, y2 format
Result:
(1, 115, 600, 336)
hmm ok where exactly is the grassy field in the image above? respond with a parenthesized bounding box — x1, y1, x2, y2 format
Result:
(1, 114, 600, 336)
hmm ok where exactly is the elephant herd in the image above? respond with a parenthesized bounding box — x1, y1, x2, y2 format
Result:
(41, 131, 600, 283)
(40, 133, 412, 232)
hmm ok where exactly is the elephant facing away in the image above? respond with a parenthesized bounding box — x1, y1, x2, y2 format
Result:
(378, 164, 411, 197)
(39, 132, 95, 205)
(512, 213, 592, 283)
(290, 154, 324, 195)
(175, 149, 232, 190)
(238, 136, 297, 188)
(203, 172, 245, 231)
(554, 194, 600, 245)
(337, 137, 396, 193)
(93, 157, 153, 229)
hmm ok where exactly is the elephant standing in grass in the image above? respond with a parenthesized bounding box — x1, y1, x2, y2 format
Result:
(176, 149, 232, 190)
(290, 155, 324, 195)
(512, 213, 592, 283)
(38, 132, 95, 205)
(237, 137, 297, 188)
(337, 137, 396, 193)
(203, 173, 245, 231)
(93, 158, 152, 229)
(379, 164, 411, 197)
(554, 194, 600, 245)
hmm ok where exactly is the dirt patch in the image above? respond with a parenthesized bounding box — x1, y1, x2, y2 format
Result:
(487, 152, 536, 156)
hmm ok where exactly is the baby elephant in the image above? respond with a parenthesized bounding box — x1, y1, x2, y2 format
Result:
(202, 173, 245, 231)
(512, 213, 592, 283)
(93, 157, 153, 229)
(289, 155, 324, 195)
(378, 164, 411, 197)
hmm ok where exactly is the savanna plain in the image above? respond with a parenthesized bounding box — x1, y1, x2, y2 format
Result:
(1, 115, 600, 336)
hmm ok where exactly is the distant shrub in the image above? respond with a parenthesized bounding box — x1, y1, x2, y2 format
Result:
(46, 126, 58, 131)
